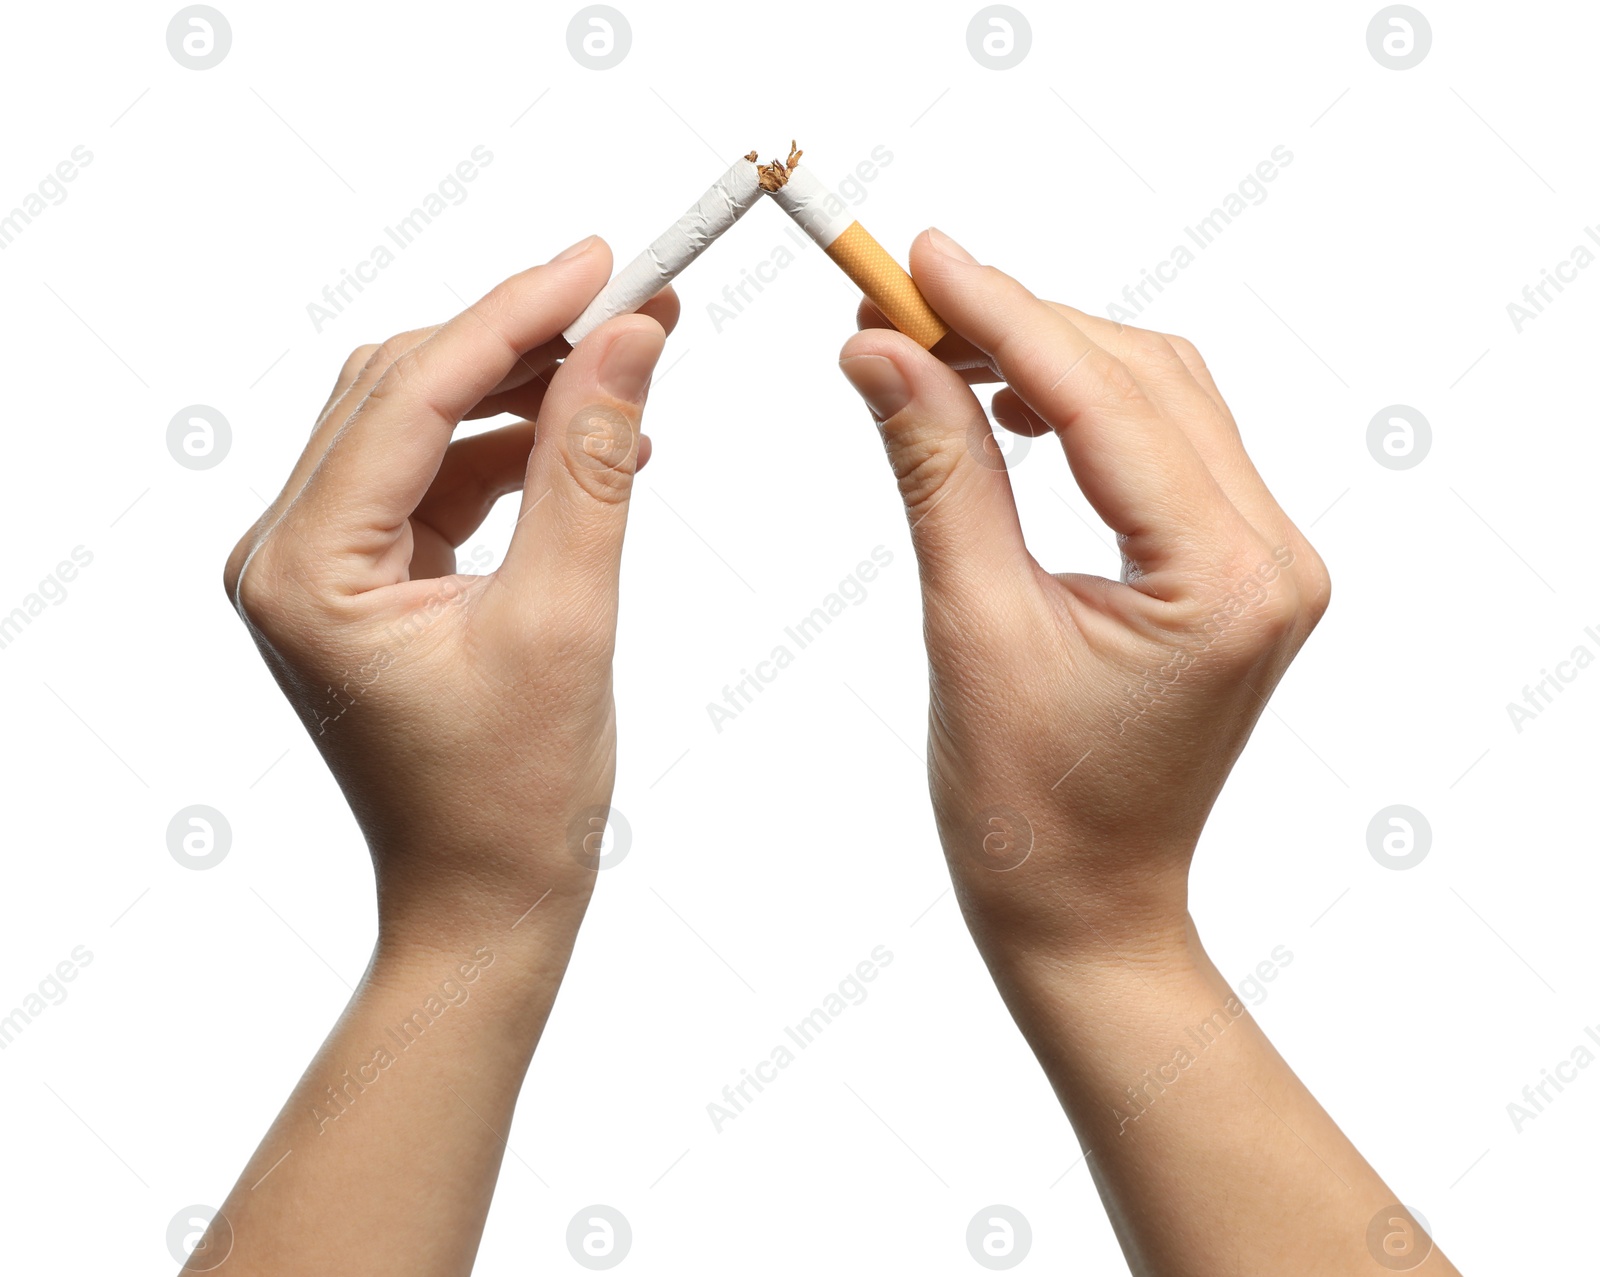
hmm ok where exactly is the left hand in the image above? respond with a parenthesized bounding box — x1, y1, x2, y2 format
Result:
(222, 238, 677, 955)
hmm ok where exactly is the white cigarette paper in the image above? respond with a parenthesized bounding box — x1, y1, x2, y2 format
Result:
(763, 151, 949, 351)
(765, 164, 853, 252)
(562, 157, 763, 346)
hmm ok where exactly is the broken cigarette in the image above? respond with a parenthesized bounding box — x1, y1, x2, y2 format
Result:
(562, 152, 764, 347)
(758, 142, 949, 350)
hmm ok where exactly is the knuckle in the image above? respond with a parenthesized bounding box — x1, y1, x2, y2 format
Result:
(224, 508, 287, 611)
(1164, 333, 1209, 378)
(341, 343, 382, 382)
(563, 452, 635, 505)
(1190, 545, 1301, 657)
(222, 533, 256, 606)
(562, 404, 638, 505)
(233, 547, 347, 664)
(364, 347, 428, 416)
(1124, 326, 1177, 368)
(363, 338, 427, 400)
(1296, 542, 1334, 627)
(1164, 333, 1199, 362)
(1252, 573, 1303, 641)
(233, 554, 283, 631)
(885, 421, 966, 515)
(373, 334, 414, 369)
(1089, 351, 1149, 412)
(378, 342, 420, 388)
(230, 538, 313, 643)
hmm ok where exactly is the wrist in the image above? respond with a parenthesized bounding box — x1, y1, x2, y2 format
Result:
(974, 911, 1230, 1066)
(361, 916, 583, 1052)
(368, 819, 600, 948)
(947, 831, 1195, 974)
(366, 864, 595, 1037)
(967, 896, 1203, 1002)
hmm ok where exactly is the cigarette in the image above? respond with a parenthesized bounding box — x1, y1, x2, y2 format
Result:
(758, 142, 949, 351)
(562, 152, 764, 347)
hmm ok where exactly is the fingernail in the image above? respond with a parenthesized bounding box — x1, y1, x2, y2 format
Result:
(839, 354, 910, 421)
(924, 227, 978, 265)
(550, 234, 597, 264)
(596, 326, 660, 404)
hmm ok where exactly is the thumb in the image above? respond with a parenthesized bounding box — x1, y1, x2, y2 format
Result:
(839, 329, 1029, 602)
(497, 314, 665, 605)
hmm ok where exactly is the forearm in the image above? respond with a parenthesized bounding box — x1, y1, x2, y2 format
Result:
(186, 898, 587, 1275)
(990, 918, 1458, 1277)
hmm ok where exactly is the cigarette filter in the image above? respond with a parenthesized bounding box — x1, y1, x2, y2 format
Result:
(760, 144, 949, 350)
(563, 153, 764, 346)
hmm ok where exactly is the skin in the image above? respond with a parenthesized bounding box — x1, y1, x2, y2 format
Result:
(189, 226, 1458, 1276)
(196, 236, 674, 1275)
(838, 228, 1460, 1276)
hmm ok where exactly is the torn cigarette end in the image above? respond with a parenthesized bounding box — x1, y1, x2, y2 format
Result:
(756, 140, 803, 192)
(762, 140, 948, 350)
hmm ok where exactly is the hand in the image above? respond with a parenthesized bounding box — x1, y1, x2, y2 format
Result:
(198, 241, 681, 1277)
(223, 237, 675, 957)
(836, 234, 1457, 1277)
(839, 228, 1331, 977)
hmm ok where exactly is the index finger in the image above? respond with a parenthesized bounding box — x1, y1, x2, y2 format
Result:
(907, 229, 1241, 587)
(287, 236, 612, 588)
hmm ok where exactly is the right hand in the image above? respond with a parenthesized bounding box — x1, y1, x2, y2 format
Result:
(838, 229, 1331, 978)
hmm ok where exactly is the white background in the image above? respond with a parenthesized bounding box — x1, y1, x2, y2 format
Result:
(1, 1, 1594, 1271)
